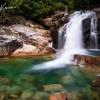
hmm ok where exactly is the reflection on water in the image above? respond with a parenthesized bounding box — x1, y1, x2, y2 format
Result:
(0, 56, 100, 100)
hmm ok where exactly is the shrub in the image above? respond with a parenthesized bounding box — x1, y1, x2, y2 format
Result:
(7, 0, 66, 19)
(7, 0, 99, 19)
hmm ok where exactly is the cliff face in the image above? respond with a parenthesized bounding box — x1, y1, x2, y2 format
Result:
(39, 9, 68, 48)
(94, 8, 100, 48)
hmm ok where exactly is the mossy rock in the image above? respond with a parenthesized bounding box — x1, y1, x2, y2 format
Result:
(6, 85, 22, 95)
(0, 85, 9, 92)
(43, 84, 64, 92)
(0, 93, 5, 100)
(20, 90, 34, 100)
(61, 75, 74, 84)
(33, 91, 48, 100)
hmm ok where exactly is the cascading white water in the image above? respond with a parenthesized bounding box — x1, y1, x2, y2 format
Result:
(90, 12, 98, 48)
(57, 11, 98, 61)
(30, 11, 98, 71)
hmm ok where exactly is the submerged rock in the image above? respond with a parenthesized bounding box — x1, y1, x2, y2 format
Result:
(0, 76, 10, 84)
(43, 84, 64, 92)
(0, 35, 22, 57)
(0, 93, 5, 100)
(6, 86, 22, 95)
(33, 92, 48, 100)
(92, 76, 100, 87)
(48, 92, 67, 100)
(61, 75, 74, 84)
(20, 91, 33, 100)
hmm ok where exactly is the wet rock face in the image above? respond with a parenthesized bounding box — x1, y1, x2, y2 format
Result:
(97, 19, 100, 48)
(94, 8, 100, 48)
(0, 35, 22, 57)
(82, 18, 91, 48)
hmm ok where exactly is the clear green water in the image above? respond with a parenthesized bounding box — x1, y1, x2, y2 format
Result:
(0, 56, 100, 100)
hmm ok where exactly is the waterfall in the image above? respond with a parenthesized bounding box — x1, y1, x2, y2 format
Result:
(90, 12, 98, 48)
(57, 11, 98, 61)
(30, 11, 98, 71)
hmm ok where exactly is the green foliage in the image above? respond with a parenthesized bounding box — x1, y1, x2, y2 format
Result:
(67, 0, 75, 9)
(7, 0, 23, 7)
(7, 0, 66, 18)
(6, 0, 98, 19)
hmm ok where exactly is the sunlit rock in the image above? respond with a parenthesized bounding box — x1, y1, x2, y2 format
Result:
(0, 24, 53, 57)
(12, 44, 38, 56)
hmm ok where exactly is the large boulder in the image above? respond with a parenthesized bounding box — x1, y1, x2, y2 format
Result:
(0, 35, 22, 57)
(0, 24, 50, 47)
(0, 24, 54, 56)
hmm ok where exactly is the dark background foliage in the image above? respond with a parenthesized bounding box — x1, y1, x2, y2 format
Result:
(0, 0, 100, 19)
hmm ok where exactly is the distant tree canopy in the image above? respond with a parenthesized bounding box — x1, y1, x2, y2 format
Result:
(6, 0, 100, 19)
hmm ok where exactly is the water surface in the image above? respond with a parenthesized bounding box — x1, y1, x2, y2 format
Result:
(0, 56, 100, 100)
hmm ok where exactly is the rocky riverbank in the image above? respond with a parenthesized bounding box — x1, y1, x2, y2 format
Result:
(0, 8, 69, 57)
(0, 23, 55, 57)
